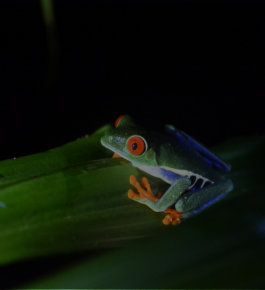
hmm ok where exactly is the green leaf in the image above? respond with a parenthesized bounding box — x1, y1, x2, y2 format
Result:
(28, 135, 265, 288)
(0, 124, 166, 266)
(0, 124, 264, 288)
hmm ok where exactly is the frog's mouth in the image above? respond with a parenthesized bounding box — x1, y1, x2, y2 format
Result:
(100, 137, 129, 161)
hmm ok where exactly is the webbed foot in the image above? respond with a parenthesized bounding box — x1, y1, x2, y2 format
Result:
(128, 175, 182, 226)
(128, 175, 159, 202)
(163, 208, 182, 226)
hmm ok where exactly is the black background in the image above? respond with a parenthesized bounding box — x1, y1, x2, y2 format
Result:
(1, 0, 265, 157)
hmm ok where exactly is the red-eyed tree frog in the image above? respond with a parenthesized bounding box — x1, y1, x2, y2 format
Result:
(101, 115, 233, 225)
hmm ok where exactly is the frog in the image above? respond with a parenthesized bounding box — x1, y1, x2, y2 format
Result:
(100, 115, 233, 225)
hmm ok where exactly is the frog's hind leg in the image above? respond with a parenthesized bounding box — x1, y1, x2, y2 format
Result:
(175, 178, 233, 218)
(179, 191, 230, 220)
(163, 208, 182, 225)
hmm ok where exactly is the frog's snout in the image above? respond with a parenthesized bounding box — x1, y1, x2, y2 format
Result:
(100, 135, 113, 146)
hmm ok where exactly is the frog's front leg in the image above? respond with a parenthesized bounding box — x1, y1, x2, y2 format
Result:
(128, 175, 191, 225)
(175, 178, 233, 216)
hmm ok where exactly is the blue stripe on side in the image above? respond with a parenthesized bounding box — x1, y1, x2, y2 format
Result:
(181, 131, 231, 173)
(165, 125, 231, 173)
(160, 168, 183, 183)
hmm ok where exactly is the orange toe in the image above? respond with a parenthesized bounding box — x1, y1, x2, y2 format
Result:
(128, 189, 138, 199)
(163, 208, 182, 226)
(129, 175, 158, 202)
(172, 218, 181, 225)
(156, 192, 162, 198)
(162, 215, 172, 225)
(129, 175, 137, 186)
(112, 153, 122, 158)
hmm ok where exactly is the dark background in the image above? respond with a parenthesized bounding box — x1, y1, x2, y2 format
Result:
(0, 1, 265, 287)
(1, 0, 265, 158)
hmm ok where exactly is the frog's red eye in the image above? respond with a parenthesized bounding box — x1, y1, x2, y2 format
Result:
(127, 136, 146, 155)
(115, 115, 125, 128)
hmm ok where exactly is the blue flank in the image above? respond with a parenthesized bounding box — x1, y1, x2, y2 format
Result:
(181, 131, 231, 172)
(160, 168, 183, 184)
(166, 126, 231, 173)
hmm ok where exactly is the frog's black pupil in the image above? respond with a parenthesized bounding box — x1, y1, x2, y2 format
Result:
(132, 143, 137, 150)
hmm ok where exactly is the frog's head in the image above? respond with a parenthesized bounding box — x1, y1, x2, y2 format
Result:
(100, 115, 159, 167)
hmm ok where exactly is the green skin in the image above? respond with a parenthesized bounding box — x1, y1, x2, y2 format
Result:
(101, 116, 233, 218)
